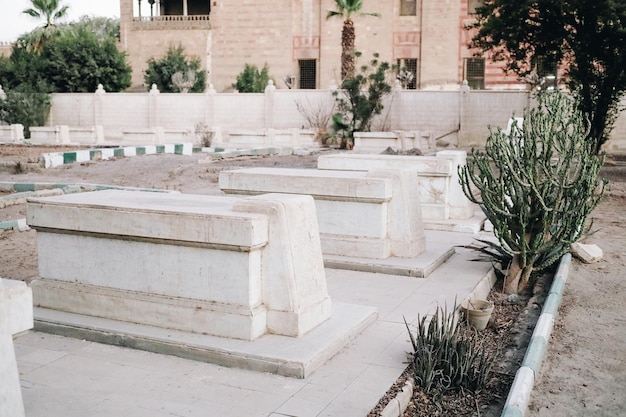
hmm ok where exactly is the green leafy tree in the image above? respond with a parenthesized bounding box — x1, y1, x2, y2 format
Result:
(144, 45, 207, 93)
(1, 28, 130, 93)
(459, 93, 606, 294)
(23, 0, 69, 28)
(66, 16, 120, 41)
(470, 0, 626, 153)
(233, 64, 274, 93)
(332, 52, 394, 148)
(326, 0, 379, 80)
(0, 43, 51, 91)
(0, 83, 51, 138)
(38, 28, 131, 92)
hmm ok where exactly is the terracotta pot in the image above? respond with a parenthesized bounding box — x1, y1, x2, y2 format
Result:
(461, 299, 494, 331)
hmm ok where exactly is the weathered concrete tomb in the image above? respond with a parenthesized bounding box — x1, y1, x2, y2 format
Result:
(26, 190, 376, 377)
(27, 190, 330, 340)
(219, 167, 427, 260)
(317, 151, 485, 233)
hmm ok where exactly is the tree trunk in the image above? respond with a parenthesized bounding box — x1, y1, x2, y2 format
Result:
(341, 19, 356, 80)
(503, 254, 523, 294)
(503, 253, 535, 294)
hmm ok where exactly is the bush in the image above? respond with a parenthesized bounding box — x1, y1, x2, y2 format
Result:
(144, 45, 207, 93)
(0, 83, 51, 139)
(3, 27, 131, 93)
(40, 28, 131, 92)
(404, 304, 492, 396)
(233, 63, 274, 93)
(331, 52, 395, 149)
(459, 92, 606, 294)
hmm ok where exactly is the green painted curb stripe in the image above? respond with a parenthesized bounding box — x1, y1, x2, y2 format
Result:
(156, 145, 165, 153)
(90, 150, 102, 160)
(542, 293, 561, 317)
(63, 152, 77, 164)
(13, 183, 35, 192)
(522, 336, 548, 373)
(113, 148, 124, 157)
(0, 220, 19, 230)
(136, 147, 146, 155)
(174, 144, 184, 154)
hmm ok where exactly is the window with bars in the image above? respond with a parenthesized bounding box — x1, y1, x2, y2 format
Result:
(533, 56, 558, 90)
(400, 0, 417, 16)
(299, 59, 317, 89)
(464, 58, 485, 89)
(397, 58, 418, 89)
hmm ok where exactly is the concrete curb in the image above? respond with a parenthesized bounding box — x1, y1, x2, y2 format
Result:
(380, 379, 414, 417)
(36, 144, 300, 169)
(501, 253, 572, 417)
(39, 143, 195, 168)
(0, 218, 28, 231)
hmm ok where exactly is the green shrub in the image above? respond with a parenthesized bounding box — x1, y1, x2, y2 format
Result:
(233, 63, 274, 93)
(144, 45, 207, 93)
(0, 83, 51, 139)
(404, 304, 492, 396)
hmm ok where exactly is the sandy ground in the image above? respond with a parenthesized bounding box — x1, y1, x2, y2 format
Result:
(1, 146, 625, 416)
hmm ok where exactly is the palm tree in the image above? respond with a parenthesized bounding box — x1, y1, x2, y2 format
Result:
(326, 0, 379, 80)
(23, 0, 69, 28)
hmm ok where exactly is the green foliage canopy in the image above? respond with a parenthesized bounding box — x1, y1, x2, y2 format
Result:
(233, 63, 274, 93)
(332, 52, 394, 148)
(0, 19, 130, 93)
(39, 29, 131, 92)
(23, 0, 69, 28)
(470, 0, 626, 153)
(144, 45, 207, 93)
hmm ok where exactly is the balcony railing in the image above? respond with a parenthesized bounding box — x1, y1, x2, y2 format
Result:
(132, 15, 211, 30)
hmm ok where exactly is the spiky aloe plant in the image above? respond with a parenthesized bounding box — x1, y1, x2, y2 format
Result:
(459, 92, 606, 294)
(404, 303, 493, 395)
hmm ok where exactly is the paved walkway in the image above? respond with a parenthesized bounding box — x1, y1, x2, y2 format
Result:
(14, 231, 492, 417)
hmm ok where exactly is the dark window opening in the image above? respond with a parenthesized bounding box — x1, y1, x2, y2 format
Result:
(160, 0, 210, 16)
(464, 58, 485, 89)
(397, 58, 418, 89)
(299, 59, 317, 89)
(533, 56, 558, 90)
(400, 0, 417, 16)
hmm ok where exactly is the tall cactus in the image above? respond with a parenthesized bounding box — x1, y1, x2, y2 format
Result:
(459, 93, 606, 294)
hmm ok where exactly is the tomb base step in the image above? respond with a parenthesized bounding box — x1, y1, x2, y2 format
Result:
(323, 238, 455, 278)
(32, 302, 377, 379)
(423, 213, 486, 234)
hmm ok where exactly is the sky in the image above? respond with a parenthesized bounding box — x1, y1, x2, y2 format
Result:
(0, 0, 120, 42)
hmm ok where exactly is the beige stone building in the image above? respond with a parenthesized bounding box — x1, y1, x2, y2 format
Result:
(120, 0, 525, 92)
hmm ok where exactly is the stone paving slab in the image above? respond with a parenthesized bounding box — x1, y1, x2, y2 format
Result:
(14, 234, 494, 417)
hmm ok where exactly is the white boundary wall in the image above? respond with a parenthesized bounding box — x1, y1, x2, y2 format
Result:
(45, 86, 626, 150)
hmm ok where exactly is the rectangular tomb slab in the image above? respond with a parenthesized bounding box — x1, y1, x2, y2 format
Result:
(26, 190, 331, 341)
(317, 151, 479, 222)
(219, 167, 426, 260)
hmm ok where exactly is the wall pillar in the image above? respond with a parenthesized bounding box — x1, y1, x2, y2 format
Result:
(149, 84, 160, 128)
(458, 80, 470, 147)
(264, 80, 276, 130)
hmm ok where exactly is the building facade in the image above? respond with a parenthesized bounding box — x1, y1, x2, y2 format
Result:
(119, 0, 527, 92)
